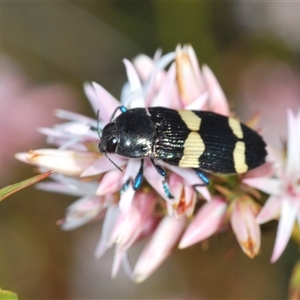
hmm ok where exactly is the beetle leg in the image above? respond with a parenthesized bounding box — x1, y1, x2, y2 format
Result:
(133, 159, 144, 190)
(120, 178, 131, 194)
(193, 169, 210, 186)
(162, 182, 174, 199)
(150, 159, 174, 199)
(150, 159, 166, 178)
(120, 160, 144, 193)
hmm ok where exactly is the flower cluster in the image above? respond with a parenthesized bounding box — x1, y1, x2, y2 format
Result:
(15, 45, 300, 286)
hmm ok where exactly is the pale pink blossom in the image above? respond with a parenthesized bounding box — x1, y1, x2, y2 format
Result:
(16, 44, 255, 281)
(244, 109, 300, 262)
(179, 194, 261, 259)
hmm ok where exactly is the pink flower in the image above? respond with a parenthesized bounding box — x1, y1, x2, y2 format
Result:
(16, 44, 255, 281)
(179, 193, 261, 259)
(244, 109, 300, 262)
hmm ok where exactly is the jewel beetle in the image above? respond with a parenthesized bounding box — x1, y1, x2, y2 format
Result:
(98, 106, 267, 198)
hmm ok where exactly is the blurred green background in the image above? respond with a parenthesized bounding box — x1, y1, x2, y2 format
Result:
(0, 2, 299, 299)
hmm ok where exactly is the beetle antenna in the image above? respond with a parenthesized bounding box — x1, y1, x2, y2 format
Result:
(110, 106, 127, 122)
(104, 152, 123, 172)
(96, 110, 102, 139)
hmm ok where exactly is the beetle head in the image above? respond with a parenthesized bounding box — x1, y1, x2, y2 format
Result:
(98, 122, 119, 154)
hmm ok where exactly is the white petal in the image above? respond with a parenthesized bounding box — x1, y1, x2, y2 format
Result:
(132, 216, 186, 283)
(202, 64, 229, 115)
(150, 63, 178, 108)
(243, 177, 282, 195)
(119, 186, 136, 212)
(85, 82, 119, 123)
(122, 59, 144, 108)
(256, 195, 281, 224)
(80, 155, 126, 177)
(271, 198, 297, 262)
(286, 109, 300, 179)
(94, 204, 120, 259)
(179, 198, 227, 248)
(184, 91, 209, 110)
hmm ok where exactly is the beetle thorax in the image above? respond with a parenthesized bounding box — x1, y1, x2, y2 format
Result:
(115, 108, 155, 158)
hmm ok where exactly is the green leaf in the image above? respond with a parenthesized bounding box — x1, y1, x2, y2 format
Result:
(0, 171, 54, 202)
(0, 288, 18, 300)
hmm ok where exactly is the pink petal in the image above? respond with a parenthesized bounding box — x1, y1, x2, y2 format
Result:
(144, 162, 172, 202)
(84, 82, 119, 123)
(271, 198, 297, 262)
(110, 191, 156, 250)
(48, 121, 95, 140)
(15, 149, 99, 177)
(184, 91, 209, 110)
(267, 145, 284, 169)
(55, 109, 96, 124)
(111, 248, 124, 278)
(144, 51, 176, 108)
(184, 45, 204, 89)
(150, 62, 179, 109)
(286, 109, 300, 179)
(155, 51, 176, 74)
(167, 174, 197, 218)
(111, 248, 133, 279)
(61, 196, 103, 230)
(230, 199, 261, 258)
(133, 54, 156, 82)
(38, 127, 90, 151)
(124, 58, 142, 91)
(175, 44, 205, 107)
(122, 59, 144, 108)
(95, 204, 120, 259)
(80, 154, 126, 177)
(202, 64, 229, 116)
(119, 186, 135, 212)
(132, 216, 187, 283)
(133, 51, 176, 107)
(136, 50, 161, 107)
(122, 158, 142, 182)
(136, 215, 161, 242)
(96, 169, 123, 195)
(243, 162, 274, 179)
(118, 159, 142, 211)
(179, 197, 227, 248)
(243, 177, 282, 195)
(183, 185, 197, 217)
(37, 174, 98, 196)
(37, 181, 83, 196)
(256, 195, 282, 224)
(168, 173, 184, 206)
(142, 65, 162, 108)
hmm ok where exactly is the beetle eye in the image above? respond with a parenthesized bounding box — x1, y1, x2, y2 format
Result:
(106, 137, 117, 153)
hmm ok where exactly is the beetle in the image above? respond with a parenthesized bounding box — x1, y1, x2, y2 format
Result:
(98, 106, 267, 198)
